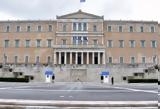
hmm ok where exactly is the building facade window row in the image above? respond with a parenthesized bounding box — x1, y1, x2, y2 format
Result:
(3, 56, 52, 64)
(4, 39, 53, 48)
(108, 56, 157, 64)
(107, 25, 156, 33)
(5, 25, 53, 32)
(4, 24, 156, 33)
(107, 40, 157, 48)
(3, 39, 157, 48)
(2, 55, 157, 64)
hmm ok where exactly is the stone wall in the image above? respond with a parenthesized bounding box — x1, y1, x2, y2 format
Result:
(0, 64, 158, 83)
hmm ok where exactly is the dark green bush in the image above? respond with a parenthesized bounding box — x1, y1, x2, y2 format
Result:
(128, 79, 158, 83)
(0, 78, 29, 82)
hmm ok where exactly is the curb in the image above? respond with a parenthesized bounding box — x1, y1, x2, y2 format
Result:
(0, 99, 157, 107)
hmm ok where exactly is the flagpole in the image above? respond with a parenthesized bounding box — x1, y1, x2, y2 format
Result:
(80, 0, 86, 10)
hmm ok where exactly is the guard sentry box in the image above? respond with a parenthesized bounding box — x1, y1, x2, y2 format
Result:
(44, 67, 54, 83)
(100, 71, 109, 83)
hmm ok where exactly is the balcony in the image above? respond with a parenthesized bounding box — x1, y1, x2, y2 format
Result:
(53, 44, 105, 49)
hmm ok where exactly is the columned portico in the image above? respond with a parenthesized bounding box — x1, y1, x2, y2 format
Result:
(54, 50, 105, 65)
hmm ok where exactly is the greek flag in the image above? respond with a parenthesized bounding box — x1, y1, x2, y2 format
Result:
(80, 0, 86, 3)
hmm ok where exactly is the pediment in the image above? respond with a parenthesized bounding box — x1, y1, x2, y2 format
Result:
(57, 10, 103, 19)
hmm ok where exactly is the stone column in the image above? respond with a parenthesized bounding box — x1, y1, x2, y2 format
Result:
(81, 52, 84, 64)
(70, 52, 72, 64)
(87, 52, 89, 64)
(59, 52, 61, 64)
(103, 52, 105, 64)
(98, 52, 101, 64)
(54, 52, 57, 64)
(75, 52, 78, 64)
(92, 52, 95, 64)
(64, 52, 67, 64)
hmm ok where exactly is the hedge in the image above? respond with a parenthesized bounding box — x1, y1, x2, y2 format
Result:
(158, 81, 160, 85)
(0, 78, 29, 82)
(128, 79, 158, 83)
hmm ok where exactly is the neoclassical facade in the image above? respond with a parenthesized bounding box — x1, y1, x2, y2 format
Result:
(0, 10, 159, 66)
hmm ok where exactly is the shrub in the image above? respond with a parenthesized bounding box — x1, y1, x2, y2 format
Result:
(0, 78, 29, 82)
(128, 79, 158, 83)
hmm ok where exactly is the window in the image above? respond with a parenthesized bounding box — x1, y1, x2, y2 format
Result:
(129, 40, 135, 48)
(77, 36, 82, 44)
(119, 57, 124, 63)
(14, 56, 18, 64)
(48, 25, 52, 32)
(16, 26, 20, 32)
(119, 40, 124, 48)
(15, 40, 19, 48)
(47, 39, 52, 48)
(73, 36, 77, 45)
(108, 57, 112, 63)
(142, 57, 146, 64)
(73, 23, 77, 31)
(73, 36, 88, 45)
(47, 56, 51, 64)
(93, 25, 97, 32)
(83, 36, 88, 45)
(93, 39, 98, 45)
(6, 26, 10, 32)
(36, 56, 40, 64)
(4, 55, 7, 64)
(38, 25, 42, 32)
(27, 26, 31, 32)
(78, 23, 82, 31)
(73, 23, 87, 31)
(119, 26, 123, 32)
(62, 39, 66, 45)
(25, 56, 29, 64)
(129, 26, 133, 32)
(25, 40, 30, 48)
(4, 40, 9, 48)
(131, 57, 135, 64)
(151, 40, 157, 48)
(140, 40, 145, 48)
(108, 26, 112, 32)
(152, 56, 157, 63)
(83, 23, 87, 31)
(63, 24, 67, 32)
(36, 39, 41, 48)
(151, 26, 155, 33)
(140, 26, 144, 32)
(107, 40, 113, 48)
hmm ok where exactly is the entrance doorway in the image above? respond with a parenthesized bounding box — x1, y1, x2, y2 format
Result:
(78, 53, 81, 64)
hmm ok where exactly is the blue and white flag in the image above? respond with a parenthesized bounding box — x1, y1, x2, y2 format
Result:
(80, 0, 86, 3)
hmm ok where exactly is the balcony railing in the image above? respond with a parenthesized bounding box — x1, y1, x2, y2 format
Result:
(53, 44, 105, 48)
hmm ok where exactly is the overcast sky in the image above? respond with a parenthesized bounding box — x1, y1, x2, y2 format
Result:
(0, 0, 159, 22)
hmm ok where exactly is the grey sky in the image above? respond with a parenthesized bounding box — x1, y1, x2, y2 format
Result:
(0, 0, 159, 22)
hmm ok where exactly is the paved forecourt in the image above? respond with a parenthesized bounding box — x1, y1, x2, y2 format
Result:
(0, 82, 158, 108)
(0, 82, 157, 101)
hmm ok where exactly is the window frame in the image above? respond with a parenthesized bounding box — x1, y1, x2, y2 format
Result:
(107, 40, 113, 48)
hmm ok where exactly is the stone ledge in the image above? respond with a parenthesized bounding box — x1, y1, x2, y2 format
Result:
(0, 99, 157, 107)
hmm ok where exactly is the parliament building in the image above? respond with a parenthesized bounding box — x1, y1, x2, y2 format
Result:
(0, 10, 159, 83)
